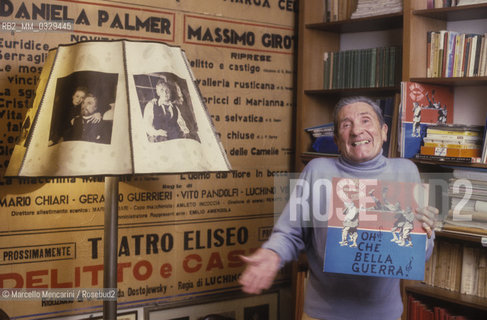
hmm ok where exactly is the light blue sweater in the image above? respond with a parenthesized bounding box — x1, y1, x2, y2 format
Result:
(263, 153, 435, 320)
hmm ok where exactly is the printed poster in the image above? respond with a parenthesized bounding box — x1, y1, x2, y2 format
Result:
(324, 177, 428, 280)
(0, 0, 296, 318)
(400, 81, 454, 158)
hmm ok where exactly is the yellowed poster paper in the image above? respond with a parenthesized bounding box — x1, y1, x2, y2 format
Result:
(0, 0, 296, 318)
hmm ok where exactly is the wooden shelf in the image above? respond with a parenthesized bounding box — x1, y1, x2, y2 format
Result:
(409, 77, 487, 87)
(411, 158, 487, 169)
(406, 283, 487, 311)
(435, 230, 487, 244)
(306, 12, 403, 33)
(304, 86, 400, 96)
(300, 152, 338, 164)
(413, 4, 487, 22)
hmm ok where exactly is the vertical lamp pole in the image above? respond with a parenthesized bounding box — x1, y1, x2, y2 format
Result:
(103, 176, 119, 320)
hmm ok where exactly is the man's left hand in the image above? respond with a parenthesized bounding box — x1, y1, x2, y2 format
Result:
(416, 206, 439, 238)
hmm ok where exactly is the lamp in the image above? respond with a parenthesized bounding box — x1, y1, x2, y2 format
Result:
(6, 40, 231, 319)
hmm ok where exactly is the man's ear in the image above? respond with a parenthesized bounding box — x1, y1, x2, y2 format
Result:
(382, 124, 388, 142)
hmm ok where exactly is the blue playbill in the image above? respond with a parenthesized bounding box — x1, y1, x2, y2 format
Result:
(324, 177, 428, 280)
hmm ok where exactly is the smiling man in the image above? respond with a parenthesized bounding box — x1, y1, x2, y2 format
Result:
(239, 96, 438, 320)
(333, 99, 388, 163)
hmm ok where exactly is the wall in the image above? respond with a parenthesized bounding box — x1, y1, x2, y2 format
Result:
(0, 0, 297, 318)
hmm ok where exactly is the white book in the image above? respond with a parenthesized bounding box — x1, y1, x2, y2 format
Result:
(453, 168, 487, 181)
(460, 246, 479, 295)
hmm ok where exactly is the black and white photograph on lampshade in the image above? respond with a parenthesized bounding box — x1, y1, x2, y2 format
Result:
(133, 72, 200, 143)
(48, 70, 118, 146)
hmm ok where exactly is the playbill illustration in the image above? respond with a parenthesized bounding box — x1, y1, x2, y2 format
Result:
(324, 177, 429, 280)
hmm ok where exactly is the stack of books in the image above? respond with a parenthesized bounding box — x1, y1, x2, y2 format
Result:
(323, 0, 358, 22)
(417, 124, 484, 162)
(305, 122, 339, 155)
(423, 239, 487, 299)
(442, 168, 487, 235)
(418, 238, 487, 317)
(350, 0, 402, 19)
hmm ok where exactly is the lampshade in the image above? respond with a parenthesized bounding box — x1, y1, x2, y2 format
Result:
(4, 40, 231, 320)
(6, 40, 231, 177)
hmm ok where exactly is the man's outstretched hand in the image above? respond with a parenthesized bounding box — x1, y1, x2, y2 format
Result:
(239, 248, 281, 294)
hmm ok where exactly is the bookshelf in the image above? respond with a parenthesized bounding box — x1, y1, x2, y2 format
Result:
(295, 0, 402, 171)
(406, 283, 487, 319)
(294, 0, 487, 319)
(402, 1, 487, 319)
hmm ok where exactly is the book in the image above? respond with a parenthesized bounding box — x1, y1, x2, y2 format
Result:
(6, 40, 231, 177)
(453, 168, 487, 181)
(420, 146, 481, 158)
(305, 122, 339, 154)
(323, 177, 428, 280)
(450, 198, 487, 213)
(423, 138, 480, 149)
(447, 209, 487, 222)
(415, 154, 479, 163)
(460, 246, 479, 295)
(426, 124, 483, 137)
(400, 82, 454, 158)
(481, 115, 487, 164)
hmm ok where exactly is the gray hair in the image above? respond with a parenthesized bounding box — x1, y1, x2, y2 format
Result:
(333, 96, 385, 135)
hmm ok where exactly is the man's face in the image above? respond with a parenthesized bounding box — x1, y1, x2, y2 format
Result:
(156, 83, 171, 103)
(81, 97, 97, 116)
(334, 102, 388, 163)
(72, 90, 86, 106)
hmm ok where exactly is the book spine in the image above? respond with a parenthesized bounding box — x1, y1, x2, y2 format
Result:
(468, 34, 477, 77)
(415, 154, 475, 163)
(442, 30, 449, 77)
(482, 33, 487, 76)
(478, 34, 485, 77)
(427, 31, 432, 77)
(446, 31, 456, 77)
(420, 146, 481, 158)
(323, 52, 330, 89)
(473, 33, 482, 76)
(431, 31, 439, 77)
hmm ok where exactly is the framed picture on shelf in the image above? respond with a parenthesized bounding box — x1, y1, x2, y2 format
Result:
(145, 291, 278, 320)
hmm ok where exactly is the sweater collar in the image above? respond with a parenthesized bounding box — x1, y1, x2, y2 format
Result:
(337, 151, 387, 173)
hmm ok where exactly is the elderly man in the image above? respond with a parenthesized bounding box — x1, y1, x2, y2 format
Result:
(68, 93, 106, 143)
(239, 96, 437, 320)
(144, 78, 190, 142)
